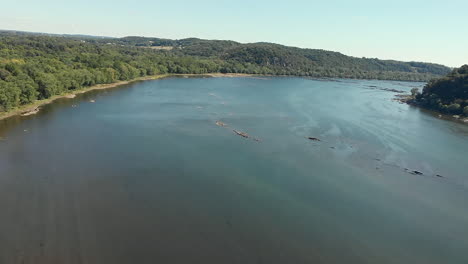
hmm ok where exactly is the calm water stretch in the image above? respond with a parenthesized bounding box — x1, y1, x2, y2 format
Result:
(0, 77, 467, 264)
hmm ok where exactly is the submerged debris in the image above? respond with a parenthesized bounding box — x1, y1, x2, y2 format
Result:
(307, 137, 321, 141)
(233, 130, 249, 138)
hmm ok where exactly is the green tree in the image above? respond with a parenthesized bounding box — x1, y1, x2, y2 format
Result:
(36, 73, 60, 99)
(0, 81, 21, 111)
(14, 74, 38, 105)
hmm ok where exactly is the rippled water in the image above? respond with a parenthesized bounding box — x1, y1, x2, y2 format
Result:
(0, 77, 467, 264)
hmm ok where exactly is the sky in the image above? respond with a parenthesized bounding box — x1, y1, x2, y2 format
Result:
(1, 0, 467, 67)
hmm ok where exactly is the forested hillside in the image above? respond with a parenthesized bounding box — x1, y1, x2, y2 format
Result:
(90, 36, 450, 78)
(0, 31, 452, 112)
(409, 65, 468, 116)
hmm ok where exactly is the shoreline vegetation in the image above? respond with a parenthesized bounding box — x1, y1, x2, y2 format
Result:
(0, 73, 252, 121)
(401, 65, 468, 123)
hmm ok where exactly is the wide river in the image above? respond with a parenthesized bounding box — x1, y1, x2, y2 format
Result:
(0, 77, 467, 264)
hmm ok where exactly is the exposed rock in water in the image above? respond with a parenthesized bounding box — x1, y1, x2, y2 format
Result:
(383, 88, 405, 93)
(307, 137, 321, 141)
(233, 130, 249, 138)
(367, 86, 405, 93)
(89, 99, 96, 103)
(404, 168, 424, 175)
(216, 121, 227, 127)
(393, 94, 412, 104)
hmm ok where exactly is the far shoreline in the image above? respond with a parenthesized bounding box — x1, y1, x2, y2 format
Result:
(0, 73, 432, 122)
(0, 73, 255, 121)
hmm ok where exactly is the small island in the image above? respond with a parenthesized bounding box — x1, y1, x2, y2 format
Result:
(405, 65, 468, 121)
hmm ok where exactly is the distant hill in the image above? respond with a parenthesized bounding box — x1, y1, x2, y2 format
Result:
(89, 36, 451, 80)
(408, 65, 468, 116)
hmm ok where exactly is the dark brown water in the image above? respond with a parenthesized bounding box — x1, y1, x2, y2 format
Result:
(1, 77, 467, 264)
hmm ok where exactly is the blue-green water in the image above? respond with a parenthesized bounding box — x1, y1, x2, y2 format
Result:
(0, 77, 467, 264)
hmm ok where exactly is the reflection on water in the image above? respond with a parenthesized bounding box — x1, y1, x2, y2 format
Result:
(0, 77, 467, 264)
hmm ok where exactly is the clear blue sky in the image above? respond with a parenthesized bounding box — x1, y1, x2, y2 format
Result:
(1, 0, 467, 67)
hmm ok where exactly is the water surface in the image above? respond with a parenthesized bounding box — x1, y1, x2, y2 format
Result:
(1, 77, 467, 264)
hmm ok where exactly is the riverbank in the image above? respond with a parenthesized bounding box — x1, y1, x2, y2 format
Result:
(0, 73, 255, 121)
(396, 95, 468, 124)
(0, 75, 159, 121)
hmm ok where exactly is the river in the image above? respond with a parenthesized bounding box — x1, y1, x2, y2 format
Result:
(0, 77, 467, 264)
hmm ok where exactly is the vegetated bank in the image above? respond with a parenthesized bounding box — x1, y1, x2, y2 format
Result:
(0, 30, 452, 115)
(405, 65, 468, 122)
(0, 74, 172, 120)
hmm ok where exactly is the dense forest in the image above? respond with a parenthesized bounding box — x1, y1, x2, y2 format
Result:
(408, 65, 468, 116)
(91, 36, 450, 78)
(0, 30, 452, 112)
